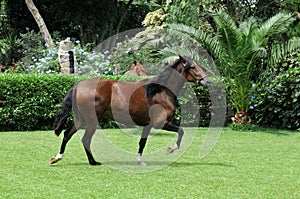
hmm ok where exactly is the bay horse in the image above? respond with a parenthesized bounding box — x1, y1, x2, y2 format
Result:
(124, 61, 148, 76)
(49, 55, 209, 166)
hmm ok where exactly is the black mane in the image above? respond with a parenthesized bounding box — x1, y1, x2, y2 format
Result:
(145, 58, 181, 101)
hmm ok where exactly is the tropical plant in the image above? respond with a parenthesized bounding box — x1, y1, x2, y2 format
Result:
(169, 10, 300, 124)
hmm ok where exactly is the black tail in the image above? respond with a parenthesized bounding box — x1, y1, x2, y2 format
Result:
(54, 88, 74, 136)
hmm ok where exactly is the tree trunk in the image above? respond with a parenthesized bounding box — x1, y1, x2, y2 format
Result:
(25, 0, 54, 48)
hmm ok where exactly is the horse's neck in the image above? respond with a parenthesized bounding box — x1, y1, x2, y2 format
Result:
(136, 66, 147, 76)
(164, 70, 186, 97)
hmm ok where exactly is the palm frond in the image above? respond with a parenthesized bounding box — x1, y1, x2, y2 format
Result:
(255, 12, 295, 41)
(211, 9, 242, 51)
(169, 23, 225, 65)
(268, 37, 300, 66)
(238, 18, 258, 52)
(239, 17, 258, 37)
(253, 47, 268, 59)
(167, 11, 299, 114)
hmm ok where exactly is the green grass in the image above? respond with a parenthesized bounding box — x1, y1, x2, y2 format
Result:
(1, 128, 300, 198)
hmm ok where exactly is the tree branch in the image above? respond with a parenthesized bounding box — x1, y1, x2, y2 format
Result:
(25, 0, 54, 48)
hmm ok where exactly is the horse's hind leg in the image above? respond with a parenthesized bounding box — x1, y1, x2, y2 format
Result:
(49, 122, 80, 164)
(81, 123, 101, 165)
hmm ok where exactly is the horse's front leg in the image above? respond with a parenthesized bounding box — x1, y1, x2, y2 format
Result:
(162, 123, 184, 154)
(136, 125, 151, 166)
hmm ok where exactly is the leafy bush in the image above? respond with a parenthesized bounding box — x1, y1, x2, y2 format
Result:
(0, 37, 11, 65)
(251, 52, 300, 129)
(0, 74, 129, 131)
(0, 34, 19, 67)
(16, 29, 45, 72)
(15, 29, 112, 75)
(75, 45, 111, 75)
(0, 74, 211, 131)
(0, 0, 20, 68)
(108, 37, 165, 76)
(0, 74, 75, 131)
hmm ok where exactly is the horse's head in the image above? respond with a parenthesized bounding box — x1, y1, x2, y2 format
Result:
(130, 61, 137, 70)
(130, 61, 143, 69)
(177, 55, 210, 87)
(130, 61, 148, 76)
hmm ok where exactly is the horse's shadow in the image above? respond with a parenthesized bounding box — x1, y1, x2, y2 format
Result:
(49, 161, 233, 168)
(49, 162, 88, 167)
(171, 161, 234, 167)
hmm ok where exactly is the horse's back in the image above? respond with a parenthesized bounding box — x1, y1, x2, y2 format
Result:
(76, 78, 115, 101)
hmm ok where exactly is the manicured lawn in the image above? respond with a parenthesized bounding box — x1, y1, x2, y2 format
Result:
(1, 128, 299, 198)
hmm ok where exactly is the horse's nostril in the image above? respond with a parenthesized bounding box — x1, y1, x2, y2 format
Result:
(206, 80, 211, 86)
(199, 79, 210, 88)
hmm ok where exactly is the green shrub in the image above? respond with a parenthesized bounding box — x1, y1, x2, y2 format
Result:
(0, 74, 126, 131)
(251, 53, 300, 129)
(0, 34, 19, 67)
(0, 0, 20, 68)
(14, 30, 112, 75)
(16, 29, 45, 72)
(0, 74, 76, 131)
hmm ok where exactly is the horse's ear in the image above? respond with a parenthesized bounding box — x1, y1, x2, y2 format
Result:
(179, 55, 190, 69)
(179, 55, 187, 63)
(133, 60, 137, 65)
(179, 55, 183, 61)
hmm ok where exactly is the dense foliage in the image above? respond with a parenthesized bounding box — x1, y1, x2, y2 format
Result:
(251, 52, 300, 130)
(169, 11, 300, 115)
(0, 74, 75, 131)
(6, 0, 150, 45)
(139, 1, 300, 127)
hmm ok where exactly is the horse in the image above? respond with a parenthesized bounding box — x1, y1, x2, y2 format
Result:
(124, 61, 148, 76)
(49, 55, 209, 166)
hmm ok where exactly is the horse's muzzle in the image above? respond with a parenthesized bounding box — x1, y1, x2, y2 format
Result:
(196, 76, 210, 88)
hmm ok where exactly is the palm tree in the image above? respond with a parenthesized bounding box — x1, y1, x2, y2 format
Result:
(169, 10, 300, 124)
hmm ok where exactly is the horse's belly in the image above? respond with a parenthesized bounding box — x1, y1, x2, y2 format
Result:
(104, 108, 150, 126)
(108, 81, 150, 126)
(129, 109, 151, 126)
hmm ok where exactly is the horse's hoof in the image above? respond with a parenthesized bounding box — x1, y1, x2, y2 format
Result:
(137, 161, 147, 167)
(48, 157, 62, 164)
(90, 161, 102, 166)
(166, 146, 176, 154)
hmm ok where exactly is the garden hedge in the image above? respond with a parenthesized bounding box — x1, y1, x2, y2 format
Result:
(0, 74, 211, 131)
(0, 74, 75, 131)
(251, 67, 300, 130)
